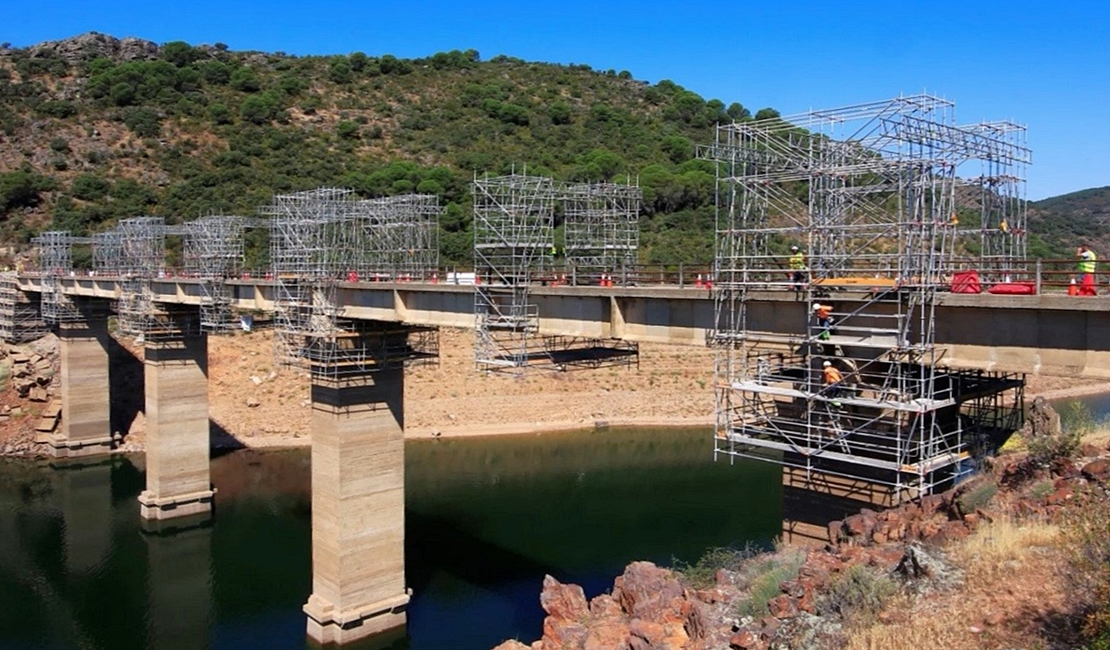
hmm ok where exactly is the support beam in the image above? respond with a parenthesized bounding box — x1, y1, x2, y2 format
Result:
(304, 367, 409, 645)
(38, 318, 113, 457)
(138, 335, 214, 521)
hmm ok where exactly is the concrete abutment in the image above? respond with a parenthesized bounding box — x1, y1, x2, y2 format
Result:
(304, 367, 409, 645)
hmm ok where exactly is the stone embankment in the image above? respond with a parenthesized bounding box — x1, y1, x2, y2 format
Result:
(0, 336, 60, 455)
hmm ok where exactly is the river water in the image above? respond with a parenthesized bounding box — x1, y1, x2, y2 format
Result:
(0, 427, 781, 650)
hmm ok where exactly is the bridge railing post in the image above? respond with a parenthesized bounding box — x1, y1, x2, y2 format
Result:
(1035, 258, 1042, 295)
(678, 263, 684, 289)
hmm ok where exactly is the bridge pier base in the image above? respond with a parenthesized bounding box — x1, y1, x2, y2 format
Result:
(38, 318, 113, 458)
(304, 367, 409, 646)
(138, 335, 214, 521)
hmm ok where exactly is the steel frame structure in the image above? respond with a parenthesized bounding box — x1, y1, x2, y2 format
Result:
(563, 181, 641, 284)
(698, 95, 1028, 501)
(0, 272, 46, 342)
(184, 215, 245, 332)
(472, 172, 640, 375)
(263, 188, 439, 379)
(33, 230, 92, 323)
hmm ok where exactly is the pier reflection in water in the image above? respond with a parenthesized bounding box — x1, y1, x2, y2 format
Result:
(0, 427, 780, 650)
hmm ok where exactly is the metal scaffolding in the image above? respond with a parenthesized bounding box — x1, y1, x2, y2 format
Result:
(698, 95, 1028, 501)
(33, 230, 90, 323)
(263, 188, 439, 378)
(964, 120, 1029, 277)
(115, 217, 167, 338)
(472, 172, 639, 375)
(354, 194, 440, 281)
(0, 272, 46, 342)
(563, 181, 641, 284)
(184, 215, 245, 332)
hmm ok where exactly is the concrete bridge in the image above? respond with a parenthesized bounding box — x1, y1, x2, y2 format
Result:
(10, 274, 1110, 644)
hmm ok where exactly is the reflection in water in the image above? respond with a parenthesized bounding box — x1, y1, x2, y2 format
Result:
(0, 427, 781, 650)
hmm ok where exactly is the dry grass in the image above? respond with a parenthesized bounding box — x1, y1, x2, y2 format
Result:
(955, 516, 1061, 583)
(844, 517, 1066, 650)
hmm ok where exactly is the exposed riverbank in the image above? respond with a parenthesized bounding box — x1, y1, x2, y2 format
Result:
(1, 327, 1109, 455)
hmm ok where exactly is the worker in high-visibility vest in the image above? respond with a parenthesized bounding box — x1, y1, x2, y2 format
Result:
(1077, 245, 1098, 296)
(788, 246, 806, 293)
(822, 360, 843, 400)
(813, 302, 833, 340)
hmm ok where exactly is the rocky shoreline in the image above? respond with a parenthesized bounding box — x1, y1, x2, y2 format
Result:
(493, 440, 1110, 650)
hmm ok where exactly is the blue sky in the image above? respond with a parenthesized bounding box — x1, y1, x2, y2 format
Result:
(5, 0, 1107, 200)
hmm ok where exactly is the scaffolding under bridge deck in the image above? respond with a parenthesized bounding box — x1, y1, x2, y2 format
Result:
(699, 95, 1029, 501)
(471, 171, 640, 376)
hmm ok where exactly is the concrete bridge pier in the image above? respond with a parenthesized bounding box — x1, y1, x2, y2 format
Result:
(138, 333, 214, 521)
(303, 365, 409, 646)
(38, 315, 114, 458)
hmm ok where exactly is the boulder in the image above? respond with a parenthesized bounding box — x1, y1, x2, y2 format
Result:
(492, 642, 531, 650)
(1081, 459, 1110, 483)
(583, 619, 631, 650)
(540, 575, 589, 621)
(612, 562, 685, 622)
(767, 594, 799, 619)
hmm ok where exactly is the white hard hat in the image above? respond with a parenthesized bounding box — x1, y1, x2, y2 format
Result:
(790, 245, 799, 252)
(823, 361, 832, 367)
(812, 303, 821, 311)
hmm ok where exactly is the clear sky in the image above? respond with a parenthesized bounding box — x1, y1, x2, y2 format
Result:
(5, 0, 1107, 200)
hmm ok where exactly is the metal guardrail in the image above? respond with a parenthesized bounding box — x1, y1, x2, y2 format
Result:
(17, 258, 1110, 294)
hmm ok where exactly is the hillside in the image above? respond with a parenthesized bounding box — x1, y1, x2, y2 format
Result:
(0, 32, 754, 266)
(1030, 187, 1110, 257)
(0, 32, 1102, 268)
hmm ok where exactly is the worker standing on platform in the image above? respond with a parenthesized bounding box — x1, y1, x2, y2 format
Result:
(813, 302, 833, 340)
(822, 360, 843, 401)
(788, 246, 806, 293)
(1077, 245, 1098, 296)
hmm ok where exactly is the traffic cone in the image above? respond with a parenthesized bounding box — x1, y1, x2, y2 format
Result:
(475, 273, 480, 285)
(431, 272, 438, 284)
(705, 276, 713, 290)
(695, 274, 703, 288)
(1069, 278, 1078, 296)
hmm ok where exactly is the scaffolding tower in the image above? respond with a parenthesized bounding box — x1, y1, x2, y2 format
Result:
(0, 272, 46, 342)
(184, 215, 246, 332)
(472, 172, 638, 375)
(263, 188, 438, 378)
(113, 216, 200, 341)
(964, 120, 1029, 278)
(563, 181, 641, 284)
(33, 230, 89, 323)
(698, 95, 1028, 501)
(354, 194, 440, 281)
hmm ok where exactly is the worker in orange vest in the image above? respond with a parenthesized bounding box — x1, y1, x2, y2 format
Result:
(822, 360, 843, 399)
(813, 302, 833, 340)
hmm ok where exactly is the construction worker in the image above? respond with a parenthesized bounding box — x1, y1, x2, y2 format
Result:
(812, 302, 833, 340)
(822, 360, 843, 400)
(788, 246, 806, 293)
(1077, 245, 1098, 296)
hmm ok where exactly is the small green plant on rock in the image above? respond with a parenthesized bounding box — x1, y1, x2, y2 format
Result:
(671, 544, 757, 589)
(734, 546, 807, 619)
(817, 563, 899, 625)
(956, 479, 998, 515)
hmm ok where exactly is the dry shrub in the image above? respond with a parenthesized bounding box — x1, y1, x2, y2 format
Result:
(844, 517, 1063, 650)
(1061, 490, 1110, 649)
(955, 516, 1060, 583)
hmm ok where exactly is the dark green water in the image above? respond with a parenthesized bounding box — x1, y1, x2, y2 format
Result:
(0, 427, 781, 650)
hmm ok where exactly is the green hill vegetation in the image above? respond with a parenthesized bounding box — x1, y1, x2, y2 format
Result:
(0, 33, 765, 267)
(0, 33, 1102, 267)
